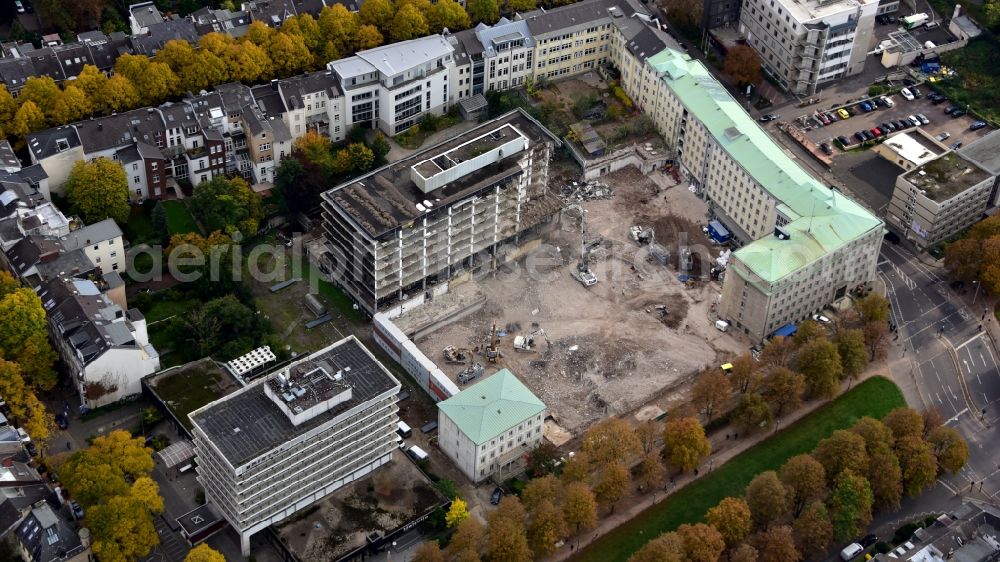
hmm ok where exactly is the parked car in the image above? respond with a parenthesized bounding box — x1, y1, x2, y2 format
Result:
(900, 87, 915, 101)
(935, 131, 951, 141)
(854, 132, 866, 143)
(860, 534, 879, 548)
(950, 141, 963, 150)
(910, 86, 921, 98)
(837, 135, 851, 146)
(15, 0, 25, 13)
(491, 487, 504, 505)
(907, 115, 921, 127)
(917, 113, 930, 125)
(859, 101, 873, 112)
(870, 127, 883, 137)
(812, 314, 832, 324)
(949, 108, 967, 117)
(758, 114, 778, 122)
(68, 500, 84, 520)
(880, 95, 895, 107)
(970, 120, 988, 131)
(816, 112, 830, 125)
(838, 108, 851, 120)
(826, 111, 839, 122)
(54, 414, 68, 430)
(862, 130, 874, 141)
(820, 142, 833, 155)
(930, 95, 948, 105)
(880, 122, 895, 133)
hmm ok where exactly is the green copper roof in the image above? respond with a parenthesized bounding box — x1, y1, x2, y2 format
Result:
(645, 48, 883, 283)
(437, 369, 546, 445)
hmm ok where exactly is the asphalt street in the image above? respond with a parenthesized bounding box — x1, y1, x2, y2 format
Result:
(878, 242, 1000, 500)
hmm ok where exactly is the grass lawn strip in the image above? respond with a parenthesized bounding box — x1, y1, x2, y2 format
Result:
(162, 200, 199, 235)
(572, 376, 906, 562)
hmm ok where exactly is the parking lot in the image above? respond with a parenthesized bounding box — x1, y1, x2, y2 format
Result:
(803, 90, 992, 152)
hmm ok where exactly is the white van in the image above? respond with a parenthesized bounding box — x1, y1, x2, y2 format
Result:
(715, 320, 729, 332)
(396, 421, 412, 438)
(840, 543, 864, 561)
(407, 445, 429, 461)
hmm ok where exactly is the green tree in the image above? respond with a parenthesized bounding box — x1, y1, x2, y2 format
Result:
(745, 471, 789, 529)
(836, 329, 868, 384)
(505, 0, 537, 13)
(345, 142, 376, 172)
(883, 407, 925, 441)
(793, 320, 822, 346)
(705, 496, 752, 547)
(829, 470, 873, 541)
(356, 24, 385, 50)
(11, 101, 47, 139)
(732, 392, 772, 433)
(796, 337, 843, 399)
(360, 0, 396, 31)
(627, 532, 685, 562)
(184, 544, 226, 562)
(527, 499, 567, 557)
(763, 367, 805, 417)
(813, 430, 869, 482)
(413, 541, 444, 562)
(692, 369, 731, 422)
(319, 4, 360, 54)
(662, 416, 711, 472)
(59, 430, 154, 508)
(562, 482, 597, 533)
(114, 54, 179, 105)
(467, 0, 500, 23)
(74, 65, 110, 110)
(927, 426, 969, 473)
(189, 176, 263, 235)
(428, 0, 472, 32)
(21, 76, 61, 121)
(867, 450, 903, 510)
(267, 32, 314, 77)
(779, 454, 827, 517)
(749, 525, 800, 562)
(895, 435, 938, 497)
(521, 475, 563, 513)
(104, 74, 141, 113)
(850, 416, 895, 456)
(678, 523, 725, 562)
(201, 295, 254, 335)
(89, 478, 164, 562)
(446, 497, 470, 527)
(855, 293, 890, 323)
(0, 359, 52, 445)
(0, 85, 17, 133)
(582, 417, 642, 466)
(389, 3, 430, 41)
(66, 158, 130, 224)
(792, 501, 832, 553)
(230, 41, 273, 83)
(722, 44, 762, 87)
(0, 288, 57, 390)
(50, 85, 92, 125)
(593, 461, 630, 510)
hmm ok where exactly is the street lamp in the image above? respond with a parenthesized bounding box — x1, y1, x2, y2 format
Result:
(973, 280, 982, 305)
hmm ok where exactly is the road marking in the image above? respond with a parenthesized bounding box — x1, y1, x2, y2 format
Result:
(956, 334, 985, 351)
(978, 373, 983, 386)
(981, 352, 988, 369)
(945, 408, 968, 425)
(938, 478, 959, 494)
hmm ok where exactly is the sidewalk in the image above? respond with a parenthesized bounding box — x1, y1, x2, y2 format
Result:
(546, 366, 893, 562)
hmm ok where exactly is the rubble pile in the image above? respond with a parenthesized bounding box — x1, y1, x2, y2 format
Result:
(561, 180, 615, 201)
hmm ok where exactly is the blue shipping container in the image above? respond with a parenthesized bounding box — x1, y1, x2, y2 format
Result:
(708, 220, 731, 243)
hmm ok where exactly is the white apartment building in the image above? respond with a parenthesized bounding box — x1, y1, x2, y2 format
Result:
(39, 276, 160, 408)
(189, 336, 401, 556)
(739, 0, 878, 95)
(625, 47, 883, 340)
(59, 219, 127, 274)
(329, 36, 456, 136)
(437, 369, 546, 482)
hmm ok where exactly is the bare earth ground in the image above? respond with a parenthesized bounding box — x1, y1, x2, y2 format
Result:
(278, 451, 443, 562)
(401, 167, 746, 434)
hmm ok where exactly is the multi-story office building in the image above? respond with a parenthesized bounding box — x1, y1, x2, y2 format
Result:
(626, 47, 882, 341)
(739, 0, 878, 95)
(438, 369, 546, 482)
(189, 336, 401, 556)
(320, 109, 562, 315)
(887, 150, 994, 249)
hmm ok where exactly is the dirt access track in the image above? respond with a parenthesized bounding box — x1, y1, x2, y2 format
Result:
(399, 167, 745, 434)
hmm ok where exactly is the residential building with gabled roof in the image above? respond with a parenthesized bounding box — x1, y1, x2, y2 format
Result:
(437, 368, 546, 482)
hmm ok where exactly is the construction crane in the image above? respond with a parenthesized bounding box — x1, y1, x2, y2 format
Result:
(565, 204, 598, 287)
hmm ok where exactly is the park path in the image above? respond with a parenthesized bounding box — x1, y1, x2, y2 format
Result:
(545, 363, 898, 562)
